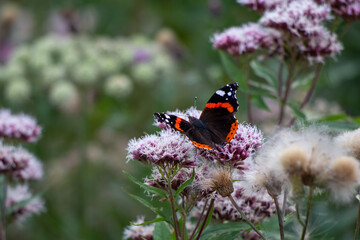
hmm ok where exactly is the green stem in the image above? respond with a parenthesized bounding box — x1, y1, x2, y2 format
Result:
(195, 198, 214, 240)
(228, 195, 266, 240)
(166, 172, 181, 240)
(354, 196, 360, 240)
(0, 176, 7, 240)
(278, 63, 295, 126)
(301, 187, 314, 240)
(296, 201, 305, 227)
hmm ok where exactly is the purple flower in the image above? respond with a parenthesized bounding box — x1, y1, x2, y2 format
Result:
(123, 216, 154, 240)
(0, 109, 42, 142)
(197, 123, 263, 167)
(260, 0, 332, 36)
(133, 49, 152, 63)
(237, 0, 284, 12)
(6, 185, 45, 223)
(0, 143, 43, 180)
(127, 129, 196, 168)
(331, 0, 360, 21)
(211, 23, 282, 56)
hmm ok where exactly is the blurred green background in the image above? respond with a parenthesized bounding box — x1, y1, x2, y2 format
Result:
(0, 0, 359, 239)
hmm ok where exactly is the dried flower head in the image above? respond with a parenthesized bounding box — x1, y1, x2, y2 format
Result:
(280, 146, 309, 175)
(0, 109, 41, 142)
(335, 128, 360, 159)
(123, 216, 154, 240)
(6, 185, 45, 223)
(127, 128, 196, 168)
(201, 167, 234, 197)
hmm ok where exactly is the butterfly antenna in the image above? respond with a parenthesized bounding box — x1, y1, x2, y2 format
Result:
(194, 96, 197, 108)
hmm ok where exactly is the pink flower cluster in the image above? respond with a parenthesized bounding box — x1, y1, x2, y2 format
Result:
(6, 185, 45, 223)
(127, 129, 196, 168)
(123, 216, 154, 240)
(211, 23, 282, 57)
(197, 123, 263, 167)
(0, 110, 42, 142)
(0, 143, 43, 180)
(237, 0, 283, 11)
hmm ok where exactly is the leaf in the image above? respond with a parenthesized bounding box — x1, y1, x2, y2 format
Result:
(250, 60, 278, 90)
(291, 73, 315, 89)
(122, 187, 166, 219)
(200, 222, 248, 239)
(239, 88, 278, 99)
(175, 168, 195, 197)
(356, 194, 360, 202)
(252, 95, 270, 112)
(153, 221, 171, 240)
(288, 103, 306, 120)
(219, 51, 246, 89)
(6, 193, 42, 217)
(131, 217, 166, 226)
(123, 171, 167, 198)
(317, 113, 349, 122)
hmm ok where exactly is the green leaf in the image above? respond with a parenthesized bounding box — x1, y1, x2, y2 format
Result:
(317, 113, 349, 122)
(250, 60, 278, 90)
(131, 217, 166, 226)
(123, 171, 167, 198)
(291, 73, 315, 89)
(200, 222, 248, 239)
(219, 51, 246, 89)
(175, 168, 195, 197)
(122, 187, 166, 219)
(288, 103, 306, 120)
(153, 221, 171, 240)
(252, 95, 270, 112)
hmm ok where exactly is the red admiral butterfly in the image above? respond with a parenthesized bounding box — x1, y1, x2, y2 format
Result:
(154, 83, 239, 150)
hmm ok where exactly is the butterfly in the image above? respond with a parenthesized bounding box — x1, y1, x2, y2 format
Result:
(154, 83, 239, 150)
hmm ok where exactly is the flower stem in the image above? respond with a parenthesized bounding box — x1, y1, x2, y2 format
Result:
(0, 176, 7, 240)
(228, 195, 266, 240)
(278, 62, 284, 98)
(287, 64, 322, 127)
(189, 198, 208, 240)
(278, 63, 295, 126)
(166, 173, 181, 240)
(269, 193, 284, 240)
(195, 198, 214, 240)
(296, 201, 305, 227)
(301, 186, 314, 240)
(354, 197, 360, 240)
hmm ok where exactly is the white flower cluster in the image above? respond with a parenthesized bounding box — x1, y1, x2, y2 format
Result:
(0, 35, 176, 111)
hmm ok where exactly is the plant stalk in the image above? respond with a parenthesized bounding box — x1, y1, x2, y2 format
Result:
(301, 187, 314, 240)
(228, 195, 266, 240)
(0, 176, 7, 240)
(278, 63, 295, 125)
(269, 193, 284, 240)
(354, 196, 360, 240)
(189, 198, 208, 240)
(167, 173, 181, 240)
(195, 198, 215, 240)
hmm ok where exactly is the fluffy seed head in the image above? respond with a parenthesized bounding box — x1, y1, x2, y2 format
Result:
(335, 128, 360, 159)
(280, 146, 309, 175)
(203, 168, 234, 197)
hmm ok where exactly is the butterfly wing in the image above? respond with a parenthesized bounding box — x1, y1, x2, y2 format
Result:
(200, 83, 239, 145)
(154, 113, 214, 149)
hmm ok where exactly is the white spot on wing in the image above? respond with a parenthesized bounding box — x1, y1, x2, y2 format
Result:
(227, 91, 232, 96)
(216, 90, 226, 96)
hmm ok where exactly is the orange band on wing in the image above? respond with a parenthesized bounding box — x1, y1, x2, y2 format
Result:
(225, 120, 239, 143)
(191, 141, 212, 150)
(205, 102, 234, 113)
(174, 117, 183, 132)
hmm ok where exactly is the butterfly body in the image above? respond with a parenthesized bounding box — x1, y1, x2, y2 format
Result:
(154, 83, 239, 150)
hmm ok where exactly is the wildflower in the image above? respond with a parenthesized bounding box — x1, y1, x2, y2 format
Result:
(318, 0, 360, 21)
(6, 185, 45, 223)
(49, 81, 79, 113)
(72, 62, 99, 85)
(211, 23, 282, 56)
(260, 0, 332, 36)
(127, 129, 196, 168)
(0, 143, 43, 180)
(5, 78, 31, 104)
(0, 109, 41, 142)
(123, 216, 154, 240)
(237, 0, 283, 12)
(197, 123, 263, 167)
(104, 75, 133, 98)
(131, 62, 157, 84)
(201, 167, 234, 197)
(335, 128, 360, 159)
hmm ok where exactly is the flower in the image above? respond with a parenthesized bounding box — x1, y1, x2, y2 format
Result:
(0, 143, 43, 180)
(237, 0, 284, 12)
(6, 185, 45, 223)
(123, 216, 154, 240)
(5, 78, 31, 104)
(197, 123, 263, 167)
(211, 23, 282, 56)
(49, 81, 79, 112)
(0, 109, 41, 142)
(260, 0, 332, 36)
(127, 128, 196, 167)
(104, 75, 133, 98)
